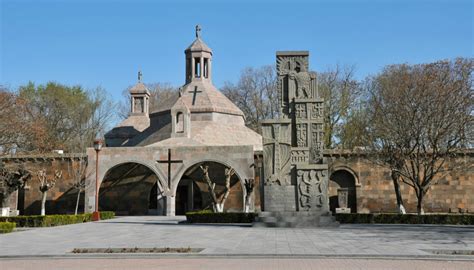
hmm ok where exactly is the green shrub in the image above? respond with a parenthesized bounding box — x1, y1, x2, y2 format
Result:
(0, 211, 115, 227)
(0, 222, 16, 233)
(335, 213, 474, 225)
(186, 210, 257, 223)
(100, 211, 115, 220)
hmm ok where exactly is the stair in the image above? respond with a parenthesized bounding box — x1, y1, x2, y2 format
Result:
(253, 211, 339, 228)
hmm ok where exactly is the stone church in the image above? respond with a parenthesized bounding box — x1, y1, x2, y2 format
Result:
(85, 27, 262, 215)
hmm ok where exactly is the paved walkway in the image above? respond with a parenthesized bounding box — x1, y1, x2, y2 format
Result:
(0, 216, 473, 259)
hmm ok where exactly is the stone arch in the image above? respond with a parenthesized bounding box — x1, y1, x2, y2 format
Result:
(171, 159, 246, 214)
(329, 165, 360, 186)
(328, 168, 358, 213)
(97, 159, 167, 191)
(98, 162, 165, 215)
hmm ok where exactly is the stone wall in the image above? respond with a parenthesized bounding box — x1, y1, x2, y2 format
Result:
(1, 154, 85, 215)
(2, 150, 472, 215)
(326, 150, 474, 214)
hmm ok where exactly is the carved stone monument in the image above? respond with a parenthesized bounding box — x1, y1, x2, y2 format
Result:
(336, 188, 351, 214)
(256, 51, 335, 227)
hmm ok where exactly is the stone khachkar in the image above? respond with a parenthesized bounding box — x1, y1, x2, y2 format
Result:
(257, 51, 334, 227)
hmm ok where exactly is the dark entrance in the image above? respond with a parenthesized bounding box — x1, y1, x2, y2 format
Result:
(175, 180, 203, 215)
(329, 170, 357, 213)
(99, 163, 162, 215)
(175, 162, 242, 214)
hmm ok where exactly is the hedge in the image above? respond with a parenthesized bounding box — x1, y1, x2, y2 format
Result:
(335, 213, 474, 225)
(0, 222, 16, 233)
(0, 211, 115, 228)
(186, 210, 257, 223)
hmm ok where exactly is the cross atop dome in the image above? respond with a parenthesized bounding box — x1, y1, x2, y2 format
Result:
(138, 70, 143, 83)
(195, 24, 201, 39)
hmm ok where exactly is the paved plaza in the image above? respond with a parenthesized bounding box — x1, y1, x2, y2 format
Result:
(0, 216, 473, 259)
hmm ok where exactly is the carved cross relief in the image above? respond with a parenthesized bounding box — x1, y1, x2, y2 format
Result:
(262, 123, 291, 185)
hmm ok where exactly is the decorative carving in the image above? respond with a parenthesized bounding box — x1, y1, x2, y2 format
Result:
(298, 169, 326, 211)
(276, 54, 317, 116)
(337, 188, 349, 209)
(310, 123, 324, 164)
(291, 150, 309, 163)
(296, 123, 307, 147)
(289, 67, 312, 98)
(311, 102, 324, 119)
(262, 123, 291, 186)
(295, 103, 307, 119)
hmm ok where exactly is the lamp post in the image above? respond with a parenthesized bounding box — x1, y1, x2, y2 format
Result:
(92, 139, 103, 221)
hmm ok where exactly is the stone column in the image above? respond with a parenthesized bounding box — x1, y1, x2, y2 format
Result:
(165, 195, 175, 216)
(200, 57, 204, 78)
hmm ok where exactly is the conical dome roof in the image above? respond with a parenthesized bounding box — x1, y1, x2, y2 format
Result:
(185, 38, 212, 54)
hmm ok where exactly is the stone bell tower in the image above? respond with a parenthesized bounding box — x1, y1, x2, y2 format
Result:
(129, 70, 150, 116)
(185, 25, 212, 84)
(257, 51, 335, 227)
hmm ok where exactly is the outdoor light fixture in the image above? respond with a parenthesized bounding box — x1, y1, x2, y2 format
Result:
(92, 138, 103, 221)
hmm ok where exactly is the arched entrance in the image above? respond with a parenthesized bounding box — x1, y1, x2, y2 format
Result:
(175, 161, 243, 215)
(99, 162, 164, 215)
(329, 169, 357, 213)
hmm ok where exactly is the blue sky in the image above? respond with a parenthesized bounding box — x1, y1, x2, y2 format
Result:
(1, 0, 472, 102)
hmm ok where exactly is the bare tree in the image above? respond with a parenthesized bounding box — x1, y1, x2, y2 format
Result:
(0, 162, 31, 213)
(68, 158, 89, 215)
(244, 179, 255, 213)
(222, 66, 278, 133)
(318, 64, 359, 148)
(199, 164, 235, 213)
(367, 58, 473, 214)
(37, 169, 62, 216)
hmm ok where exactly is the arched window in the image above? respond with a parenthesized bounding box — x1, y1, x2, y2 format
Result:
(176, 112, 184, 133)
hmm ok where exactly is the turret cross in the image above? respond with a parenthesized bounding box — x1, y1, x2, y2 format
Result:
(195, 25, 201, 38)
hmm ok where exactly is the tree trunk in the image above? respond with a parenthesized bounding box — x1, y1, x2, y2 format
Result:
(215, 203, 224, 213)
(391, 171, 406, 214)
(244, 196, 251, 213)
(417, 191, 425, 215)
(74, 190, 81, 215)
(41, 191, 47, 216)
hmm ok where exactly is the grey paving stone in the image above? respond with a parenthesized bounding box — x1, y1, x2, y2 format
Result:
(0, 216, 473, 259)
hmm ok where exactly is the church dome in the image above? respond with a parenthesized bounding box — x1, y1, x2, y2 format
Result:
(185, 38, 212, 54)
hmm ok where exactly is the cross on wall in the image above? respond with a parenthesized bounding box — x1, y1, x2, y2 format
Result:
(157, 149, 183, 189)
